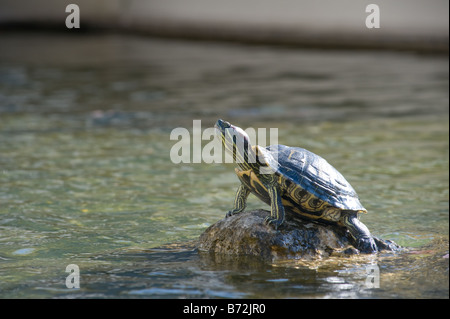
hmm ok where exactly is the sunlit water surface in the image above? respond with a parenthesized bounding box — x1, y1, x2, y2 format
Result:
(0, 33, 448, 298)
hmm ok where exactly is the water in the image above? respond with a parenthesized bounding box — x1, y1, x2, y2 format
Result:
(0, 32, 448, 298)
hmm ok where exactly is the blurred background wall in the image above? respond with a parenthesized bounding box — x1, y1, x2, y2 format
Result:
(0, 0, 448, 52)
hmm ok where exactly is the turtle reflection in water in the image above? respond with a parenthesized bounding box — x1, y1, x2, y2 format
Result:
(215, 119, 378, 254)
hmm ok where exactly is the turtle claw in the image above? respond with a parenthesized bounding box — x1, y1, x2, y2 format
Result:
(356, 236, 378, 254)
(226, 209, 241, 218)
(264, 216, 283, 230)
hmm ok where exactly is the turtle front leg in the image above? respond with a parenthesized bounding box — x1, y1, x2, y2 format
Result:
(342, 213, 378, 254)
(226, 184, 250, 218)
(264, 185, 285, 230)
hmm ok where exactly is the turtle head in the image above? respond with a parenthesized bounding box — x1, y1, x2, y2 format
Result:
(215, 119, 278, 175)
(215, 119, 250, 144)
(215, 119, 255, 170)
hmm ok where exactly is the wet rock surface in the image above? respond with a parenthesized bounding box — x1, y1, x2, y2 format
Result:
(198, 210, 400, 260)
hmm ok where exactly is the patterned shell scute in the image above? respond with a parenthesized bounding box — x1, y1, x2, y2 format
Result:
(266, 144, 365, 211)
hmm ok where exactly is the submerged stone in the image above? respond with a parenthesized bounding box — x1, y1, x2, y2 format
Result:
(198, 210, 400, 260)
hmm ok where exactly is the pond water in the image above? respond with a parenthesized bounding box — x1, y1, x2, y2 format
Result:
(0, 32, 448, 299)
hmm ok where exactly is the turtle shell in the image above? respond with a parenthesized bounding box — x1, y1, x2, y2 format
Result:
(264, 144, 366, 212)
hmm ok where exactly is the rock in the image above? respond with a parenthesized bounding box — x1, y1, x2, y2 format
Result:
(198, 209, 400, 261)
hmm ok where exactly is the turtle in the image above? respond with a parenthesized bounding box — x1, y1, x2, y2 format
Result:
(214, 119, 378, 253)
